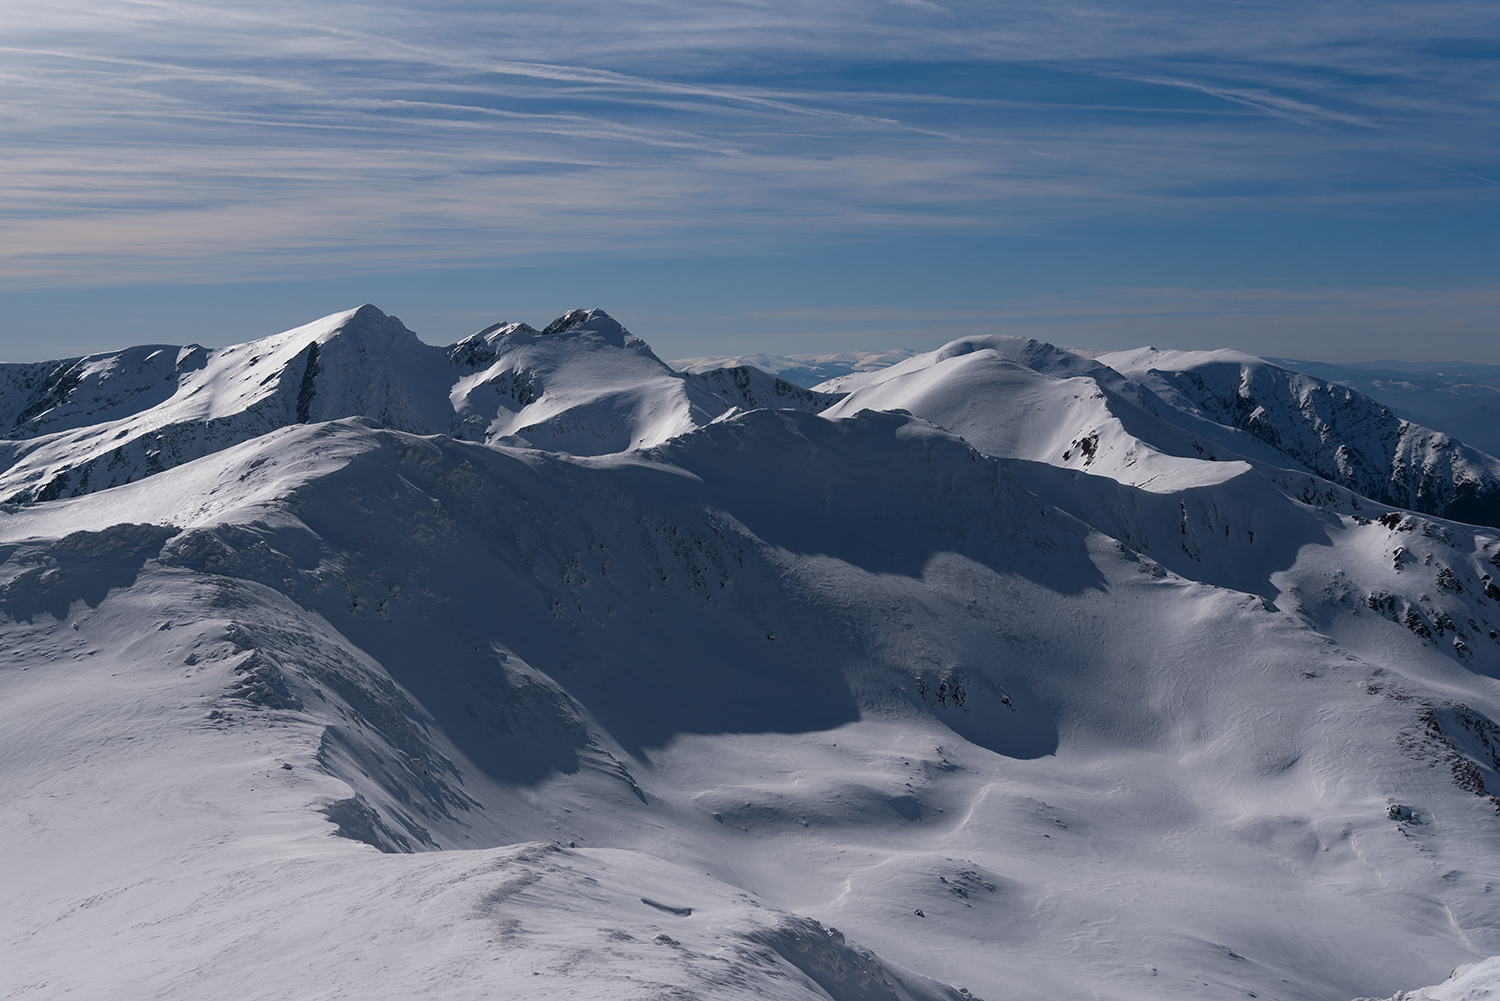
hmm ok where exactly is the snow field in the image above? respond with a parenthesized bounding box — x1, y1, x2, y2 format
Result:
(5, 310, 1500, 999)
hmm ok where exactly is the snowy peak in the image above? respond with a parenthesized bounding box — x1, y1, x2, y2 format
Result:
(0, 306, 862, 504)
(541, 307, 596, 336)
(817, 334, 1101, 395)
(0, 305, 454, 504)
(931, 333, 1097, 378)
(820, 333, 1252, 498)
(450, 309, 654, 372)
(816, 332, 1500, 532)
(1101, 347, 1500, 528)
(448, 321, 538, 368)
(443, 308, 725, 454)
(268, 304, 449, 431)
(538, 307, 636, 346)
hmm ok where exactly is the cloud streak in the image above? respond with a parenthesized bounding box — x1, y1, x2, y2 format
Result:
(1, 0, 1498, 283)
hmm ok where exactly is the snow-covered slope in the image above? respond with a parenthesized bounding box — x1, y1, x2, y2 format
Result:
(0, 306, 751, 504)
(1264, 357, 1500, 460)
(6, 311, 1500, 1001)
(1101, 347, 1500, 528)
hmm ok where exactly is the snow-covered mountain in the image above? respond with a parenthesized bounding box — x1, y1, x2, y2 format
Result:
(1265, 357, 1500, 460)
(1100, 347, 1500, 528)
(0, 306, 769, 504)
(813, 336, 1500, 533)
(1353, 958, 1500, 1001)
(6, 309, 1500, 1001)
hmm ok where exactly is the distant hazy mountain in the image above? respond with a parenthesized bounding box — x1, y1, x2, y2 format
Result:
(684, 365, 842, 413)
(670, 347, 916, 387)
(7, 309, 1500, 1001)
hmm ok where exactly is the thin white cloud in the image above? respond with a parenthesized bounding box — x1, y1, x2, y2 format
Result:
(882, 0, 956, 18)
(1, 0, 1497, 282)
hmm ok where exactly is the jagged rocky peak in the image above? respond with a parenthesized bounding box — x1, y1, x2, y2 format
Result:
(541, 307, 600, 336)
(448, 321, 538, 368)
(476, 320, 540, 338)
(539, 307, 640, 349)
(449, 309, 643, 370)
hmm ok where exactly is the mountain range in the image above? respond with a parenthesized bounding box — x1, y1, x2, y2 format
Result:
(5, 306, 1500, 1001)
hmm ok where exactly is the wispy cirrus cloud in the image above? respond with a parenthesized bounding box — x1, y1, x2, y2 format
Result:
(1, 0, 1497, 285)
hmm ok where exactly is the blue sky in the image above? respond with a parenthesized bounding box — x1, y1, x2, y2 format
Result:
(2, 0, 1498, 361)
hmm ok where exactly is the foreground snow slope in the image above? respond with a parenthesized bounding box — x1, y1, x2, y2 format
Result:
(5, 312, 1500, 1001)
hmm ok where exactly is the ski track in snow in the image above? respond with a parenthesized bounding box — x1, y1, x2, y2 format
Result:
(4, 308, 1500, 1001)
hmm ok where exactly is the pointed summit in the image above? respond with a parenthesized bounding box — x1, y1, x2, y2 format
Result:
(540, 308, 633, 348)
(541, 308, 596, 335)
(311, 304, 422, 350)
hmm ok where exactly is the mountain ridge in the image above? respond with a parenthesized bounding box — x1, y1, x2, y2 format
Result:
(6, 307, 1500, 1000)
(1102, 347, 1500, 527)
(0, 306, 843, 505)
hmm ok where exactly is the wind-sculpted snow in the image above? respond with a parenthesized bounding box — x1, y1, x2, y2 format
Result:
(1102, 348, 1500, 530)
(7, 309, 1500, 1001)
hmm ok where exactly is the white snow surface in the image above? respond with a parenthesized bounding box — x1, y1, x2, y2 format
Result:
(5, 311, 1500, 1001)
